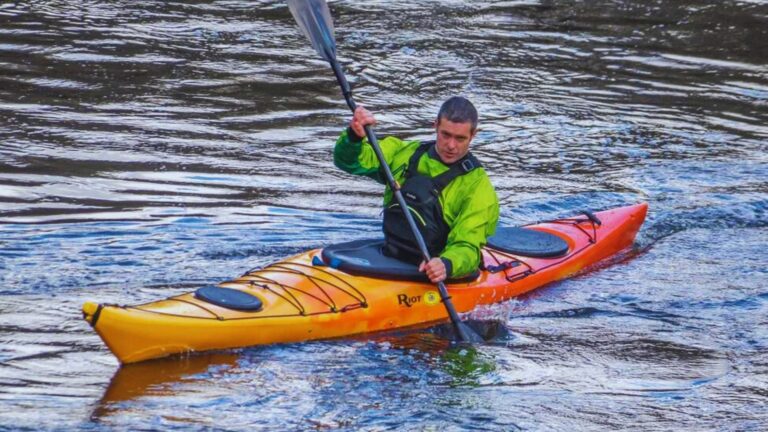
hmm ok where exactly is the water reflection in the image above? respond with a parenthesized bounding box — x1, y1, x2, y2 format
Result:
(92, 352, 240, 421)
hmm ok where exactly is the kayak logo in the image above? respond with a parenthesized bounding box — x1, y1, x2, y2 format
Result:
(397, 291, 441, 307)
(423, 291, 440, 306)
(397, 293, 421, 307)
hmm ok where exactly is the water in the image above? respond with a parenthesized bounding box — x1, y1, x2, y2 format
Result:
(1, 0, 766, 430)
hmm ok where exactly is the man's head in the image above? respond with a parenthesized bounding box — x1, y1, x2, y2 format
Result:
(434, 96, 478, 164)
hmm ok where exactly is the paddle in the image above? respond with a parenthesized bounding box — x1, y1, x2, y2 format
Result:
(287, 0, 482, 344)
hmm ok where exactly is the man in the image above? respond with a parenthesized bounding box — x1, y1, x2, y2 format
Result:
(334, 96, 499, 283)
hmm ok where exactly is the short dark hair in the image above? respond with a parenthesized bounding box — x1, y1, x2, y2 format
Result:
(437, 96, 478, 131)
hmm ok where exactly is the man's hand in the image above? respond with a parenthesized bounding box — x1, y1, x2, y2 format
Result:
(419, 258, 447, 283)
(350, 106, 376, 138)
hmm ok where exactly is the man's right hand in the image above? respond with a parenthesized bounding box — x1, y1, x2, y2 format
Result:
(419, 258, 447, 283)
(350, 106, 376, 138)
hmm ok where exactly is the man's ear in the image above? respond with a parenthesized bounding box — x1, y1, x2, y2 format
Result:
(433, 119, 439, 129)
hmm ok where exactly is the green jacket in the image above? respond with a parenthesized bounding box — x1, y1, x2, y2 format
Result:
(334, 128, 499, 278)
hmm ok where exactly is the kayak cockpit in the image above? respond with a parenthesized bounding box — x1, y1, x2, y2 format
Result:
(319, 239, 480, 283)
(318, 228, 569, 283)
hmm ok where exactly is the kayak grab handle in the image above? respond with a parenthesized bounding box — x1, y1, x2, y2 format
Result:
(485, 261, 521, 273)
(82, 302, 104, 327)
(581, 210, 602, 226)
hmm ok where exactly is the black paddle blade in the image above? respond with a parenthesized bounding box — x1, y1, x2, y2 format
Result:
(455, 321, 486, 344)
(433, 319, 510, 344)
(287, 0, 336, 62)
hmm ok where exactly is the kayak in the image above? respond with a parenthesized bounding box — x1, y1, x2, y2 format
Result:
(83, 202, 647, 364)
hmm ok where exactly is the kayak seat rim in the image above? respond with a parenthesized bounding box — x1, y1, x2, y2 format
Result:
(320, 239, 479, 284)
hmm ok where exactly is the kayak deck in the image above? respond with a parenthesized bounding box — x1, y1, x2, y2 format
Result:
(83, 203, 648, 364)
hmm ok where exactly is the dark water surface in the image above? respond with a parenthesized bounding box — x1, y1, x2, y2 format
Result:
(1, 0, 767, 430)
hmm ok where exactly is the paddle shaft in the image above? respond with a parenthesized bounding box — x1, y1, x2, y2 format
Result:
(329, 59, 470, 341)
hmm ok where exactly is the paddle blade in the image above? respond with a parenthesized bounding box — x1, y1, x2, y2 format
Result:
(287, 0, 336, 62)
(430, 320, 506, 344)
(431, 319, 509, 344)
(455, 321, 489, 344)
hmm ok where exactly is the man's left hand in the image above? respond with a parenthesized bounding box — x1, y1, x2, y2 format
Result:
(419, 258, 447, 283)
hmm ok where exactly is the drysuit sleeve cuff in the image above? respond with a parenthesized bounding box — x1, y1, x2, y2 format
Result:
(346, 127, 364, 143)
(440, 257, 453, 278)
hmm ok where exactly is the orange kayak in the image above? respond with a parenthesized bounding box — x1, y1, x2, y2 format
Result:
(83, 202, 648, 364)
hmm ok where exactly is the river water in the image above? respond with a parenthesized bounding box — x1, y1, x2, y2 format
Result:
(1, 1, 766, 430)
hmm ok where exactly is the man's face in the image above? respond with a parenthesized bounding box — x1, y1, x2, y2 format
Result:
(434, 118, 477, 164)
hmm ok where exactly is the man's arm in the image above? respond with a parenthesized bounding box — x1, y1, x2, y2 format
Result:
(333, 106, 407, 184)
(439, 174, 500, 278)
